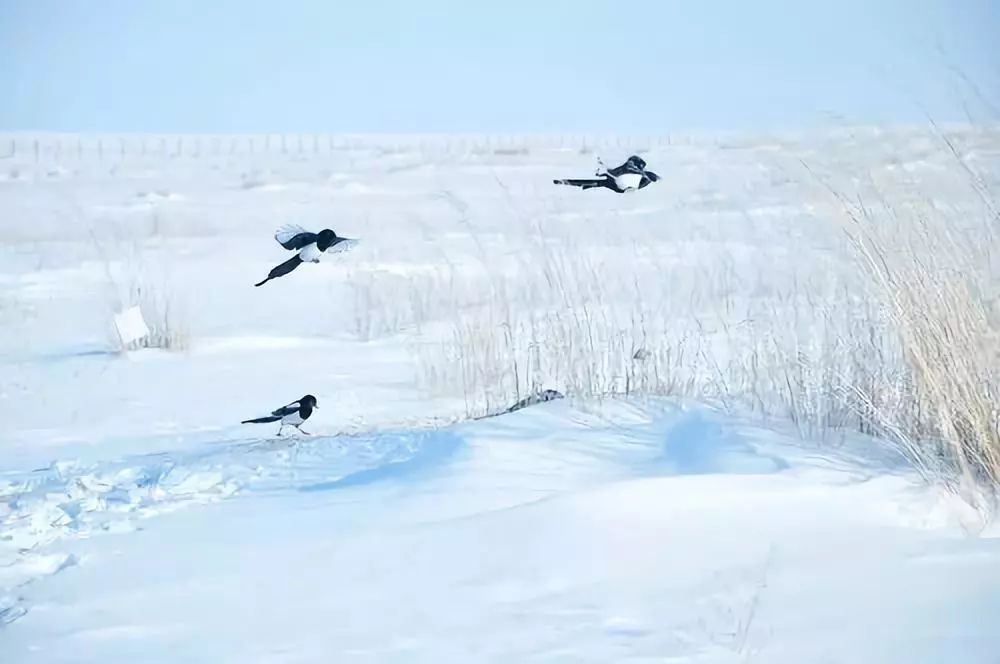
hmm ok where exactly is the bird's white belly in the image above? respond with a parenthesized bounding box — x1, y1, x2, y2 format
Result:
(281, 412, 304, 426)
(614, 173, 642, 191)
(298, 243, 322, 262)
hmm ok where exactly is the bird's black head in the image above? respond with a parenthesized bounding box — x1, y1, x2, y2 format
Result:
(316, 229, 339, 251)
(627, 155, 647, 170)
(301, 394, 318, 408)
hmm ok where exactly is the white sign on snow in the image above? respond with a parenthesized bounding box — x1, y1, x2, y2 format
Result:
(114, 306, 150, 347)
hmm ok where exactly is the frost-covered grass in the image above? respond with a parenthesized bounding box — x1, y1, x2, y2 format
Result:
(835, 188, 1000, 495)
(90, 234, 189, 352)
(400, 153, 999, 499)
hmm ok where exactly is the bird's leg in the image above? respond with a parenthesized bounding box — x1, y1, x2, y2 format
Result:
(296, 424, 311, 436)
(276, 424, 285, 437)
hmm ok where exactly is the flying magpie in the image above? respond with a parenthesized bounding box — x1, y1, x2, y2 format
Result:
(553, 155, 659, 193)
(254, 224, 358, 287)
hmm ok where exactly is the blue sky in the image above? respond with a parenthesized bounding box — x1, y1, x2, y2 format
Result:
(1, 0, 996, 132)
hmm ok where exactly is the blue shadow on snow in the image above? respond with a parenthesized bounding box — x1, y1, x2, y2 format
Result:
(299, 430, 464, 493)
(655, 410, 790, 475)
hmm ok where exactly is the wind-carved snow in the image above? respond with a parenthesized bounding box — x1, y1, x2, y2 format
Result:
(0, 428, 461, 628)
(2, 394, 999, 662)
(1, 401, 793, 632)
(4, 400, 994, 663)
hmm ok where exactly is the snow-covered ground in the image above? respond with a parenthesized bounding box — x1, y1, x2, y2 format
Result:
(2, 129, 999, 662)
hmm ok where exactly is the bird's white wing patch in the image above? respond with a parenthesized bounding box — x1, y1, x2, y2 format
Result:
(326, 238, 360, 254)
(281, 411, 305, 426)
(298, 243, 323, 262)
(275, 224, 310, 245)
(614, 173, 643, 191)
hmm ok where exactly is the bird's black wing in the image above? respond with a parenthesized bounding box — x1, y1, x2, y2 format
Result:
(271, 401, 301, 417)
(274, 224, 317, 250)
(606, 162, 628, 177)
(609, 161, 644, 177)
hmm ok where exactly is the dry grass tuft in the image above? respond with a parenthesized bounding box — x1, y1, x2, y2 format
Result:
(838, 198, 999, 493)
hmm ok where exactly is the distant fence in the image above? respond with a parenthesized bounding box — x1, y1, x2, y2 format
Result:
(0, 133, 695, 164)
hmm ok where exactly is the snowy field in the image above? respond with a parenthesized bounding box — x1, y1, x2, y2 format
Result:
(2, 128, 999, 662)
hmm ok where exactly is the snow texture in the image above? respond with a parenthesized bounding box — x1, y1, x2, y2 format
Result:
(1, 129, 999, 662)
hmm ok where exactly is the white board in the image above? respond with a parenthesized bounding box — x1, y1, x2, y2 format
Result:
(114, 306, 150, 347)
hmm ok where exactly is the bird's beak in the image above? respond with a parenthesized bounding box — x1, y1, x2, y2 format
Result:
(314, 404, 320, 409)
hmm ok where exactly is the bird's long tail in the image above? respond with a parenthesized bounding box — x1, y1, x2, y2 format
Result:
(241, 415, 282, 424)
(553, 177, 611, 190)
(254, 255, 303, 287)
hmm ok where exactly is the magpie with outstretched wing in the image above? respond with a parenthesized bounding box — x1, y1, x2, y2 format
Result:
(254, 224, 359, 287)
(554, 155, 659, 193)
